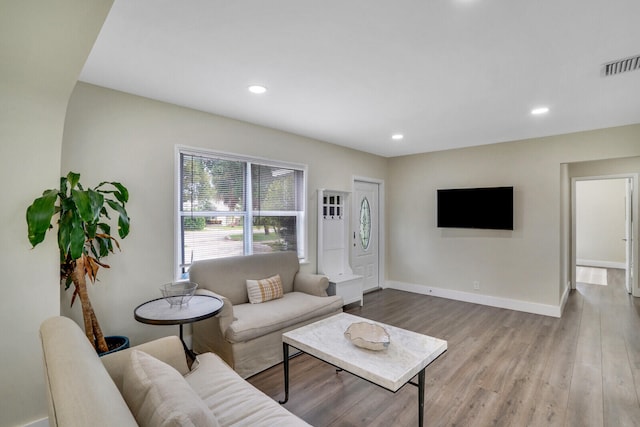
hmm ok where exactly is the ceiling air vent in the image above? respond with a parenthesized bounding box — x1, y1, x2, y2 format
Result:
(602, 54, 640, 77)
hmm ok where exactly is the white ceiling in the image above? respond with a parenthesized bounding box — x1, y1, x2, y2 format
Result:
(80, 0, 640, 158)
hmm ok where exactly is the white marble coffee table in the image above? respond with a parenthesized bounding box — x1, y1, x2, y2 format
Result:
(280, 312, 447, 426)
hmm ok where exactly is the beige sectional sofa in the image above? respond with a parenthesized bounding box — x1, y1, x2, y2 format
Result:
(189, 251, 344, 378)
(40, 316, 310, 426)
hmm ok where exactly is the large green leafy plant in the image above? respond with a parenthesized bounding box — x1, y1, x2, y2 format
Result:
(27, 172, 130, 353)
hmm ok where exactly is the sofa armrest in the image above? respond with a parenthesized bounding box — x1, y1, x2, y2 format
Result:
(40, 317, 139, 427)
(293, 273, 330, 297)
(102, 336, 189, 392)
(196, 288, 234, 334)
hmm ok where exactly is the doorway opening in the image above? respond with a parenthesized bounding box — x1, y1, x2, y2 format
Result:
(571, 175, 636, 296)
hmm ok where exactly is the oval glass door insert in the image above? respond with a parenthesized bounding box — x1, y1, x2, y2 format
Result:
(359, 197, 371, 250)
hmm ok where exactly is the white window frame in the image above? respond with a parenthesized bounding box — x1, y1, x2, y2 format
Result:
(174, 145, 307, 279)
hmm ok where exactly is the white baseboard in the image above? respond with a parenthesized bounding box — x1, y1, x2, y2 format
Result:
(23, 418, 48, 427)
(577, 259, 626, 269)
(384, 280, 562, 318)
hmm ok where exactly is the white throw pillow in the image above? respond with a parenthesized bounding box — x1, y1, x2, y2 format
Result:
(246, 274, 284, 304)
(122, 350, 219, 427)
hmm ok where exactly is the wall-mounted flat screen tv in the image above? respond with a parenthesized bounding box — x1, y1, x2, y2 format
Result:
(437, 186, 514, 230)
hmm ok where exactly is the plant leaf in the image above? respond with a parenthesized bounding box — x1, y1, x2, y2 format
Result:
(95, 234, 111, 257)
(72, 189, 103, 223)
(110, 182, 129, 203)
(69, 211, 85, 260)
(60, 176, 68, 196)
(86, 222, 97, 239)
(100, 205, 111, 221)
(97, 222, 111, 235)
(85, 256, 100, 283)
(106, 199, 130, 238)
(95, 233, 120, 255)
(58, 211, 71, 254)
(26, 189, 58, 247)
(97, 181, 129, 204)
(118, 215, 130, 239)
(89, 239, 100, 259)
(66, 172, 80, 189)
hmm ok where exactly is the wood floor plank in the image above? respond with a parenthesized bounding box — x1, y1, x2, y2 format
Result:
(565, 284, 605, 427)
(246, 269, 640, 426)
(444, 386, 501, 427)
(600, 284, 640, 426)
(527, 289, 582, 426)
(565, 363, 604, 427)
(601, 335, 640, 426)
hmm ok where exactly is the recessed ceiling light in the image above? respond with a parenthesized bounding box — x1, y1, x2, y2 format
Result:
(248, 85, 267, 94)
(531, 107, 549, 115)
(391, 134, 404, 141)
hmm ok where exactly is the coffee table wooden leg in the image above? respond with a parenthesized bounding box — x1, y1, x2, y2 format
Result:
(418, 368, 425, 427)
(279, 342, 290, 404)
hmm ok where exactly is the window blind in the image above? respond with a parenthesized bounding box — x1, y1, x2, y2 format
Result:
(177, 149, 305, 278)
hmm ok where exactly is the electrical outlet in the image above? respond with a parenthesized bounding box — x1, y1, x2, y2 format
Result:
(473, 281, 480, 290)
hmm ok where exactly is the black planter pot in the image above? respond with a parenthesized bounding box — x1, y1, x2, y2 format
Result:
(98, 335, 130, 357)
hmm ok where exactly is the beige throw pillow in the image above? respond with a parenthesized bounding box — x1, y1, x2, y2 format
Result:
(246, 274, 284, 304)
(122, 350, 219, 427)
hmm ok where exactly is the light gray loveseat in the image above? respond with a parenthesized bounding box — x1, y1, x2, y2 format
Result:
(189, 251, 344, 378)
(40, 316, 310, 426)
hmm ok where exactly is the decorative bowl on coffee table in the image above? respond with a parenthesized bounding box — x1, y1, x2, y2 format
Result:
(344, 321, 390, 351)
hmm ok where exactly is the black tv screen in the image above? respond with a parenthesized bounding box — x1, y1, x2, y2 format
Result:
(437, 186, 514, 230)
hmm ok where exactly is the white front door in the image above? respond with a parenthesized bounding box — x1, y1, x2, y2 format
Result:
(352, 180, 379, 292)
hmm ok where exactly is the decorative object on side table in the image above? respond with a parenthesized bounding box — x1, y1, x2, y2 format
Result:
(344, 321, 390, 351)
(26, 171, 131, 355)
(160, 281, 198, 306)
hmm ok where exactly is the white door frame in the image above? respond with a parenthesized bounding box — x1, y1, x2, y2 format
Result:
(352, 176, 385, 289)
(625, 178, 633, 293)
(570, 173, 638, 296)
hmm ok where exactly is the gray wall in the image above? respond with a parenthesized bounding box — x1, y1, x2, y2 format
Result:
(0, 2, 113, 426)
(387, 125, 640, 312)
(61, 82, 388, 348)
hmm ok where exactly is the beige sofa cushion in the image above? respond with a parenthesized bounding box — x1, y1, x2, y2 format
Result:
(186, 353, 311, 426)
(102, 336, 190, 393)
(122, 350, 219, 427)
(226, 292, 344, 343)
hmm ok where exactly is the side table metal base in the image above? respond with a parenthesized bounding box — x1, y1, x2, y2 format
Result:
(179, 324, 197, 361)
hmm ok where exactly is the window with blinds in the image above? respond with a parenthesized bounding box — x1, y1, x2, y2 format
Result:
(177, 148, 306, 278)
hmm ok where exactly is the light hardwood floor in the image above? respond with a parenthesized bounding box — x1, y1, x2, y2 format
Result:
(248, 270, 640, 426)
